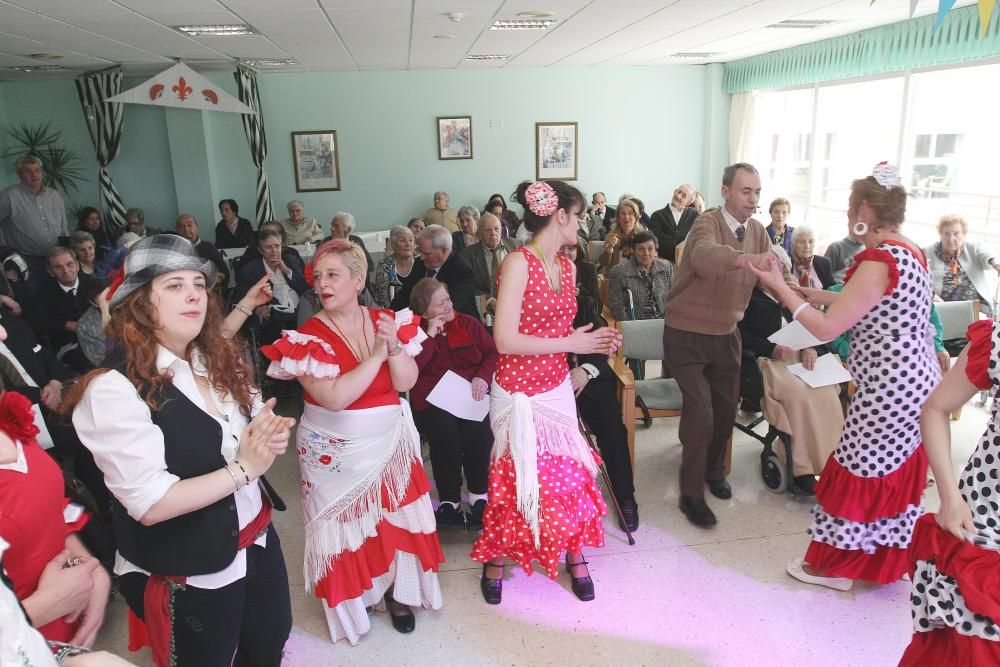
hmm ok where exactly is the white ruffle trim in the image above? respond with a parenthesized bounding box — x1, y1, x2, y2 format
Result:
(809, 503, 924, 554)
(910, 560, 1000, 641)
(394, 308, 428, 357)
(265, 330, 341, 380)
(321, 550, 443, 646)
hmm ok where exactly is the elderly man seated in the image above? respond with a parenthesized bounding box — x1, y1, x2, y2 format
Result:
(175, 213, 229, 286)
(391, 224, 477, 317)
(279, 199, 324, 245)
(233, 229, 308, 344)
(423, 190, 459, 233)
(607, 231, 673, 322)
(460, 212, 521, 317)
(33, 246, 103, 372)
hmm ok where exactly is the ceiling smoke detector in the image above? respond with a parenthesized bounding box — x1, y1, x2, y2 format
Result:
(447, 12, 464, 23)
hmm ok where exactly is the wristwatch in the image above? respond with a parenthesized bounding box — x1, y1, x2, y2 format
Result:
(581, 363, 600, 380)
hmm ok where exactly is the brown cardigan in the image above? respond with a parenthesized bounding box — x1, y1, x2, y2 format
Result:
(664, 208, 792, 335)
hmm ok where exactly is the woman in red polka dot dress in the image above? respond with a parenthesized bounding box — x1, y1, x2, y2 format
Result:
(471, 180, 622, 604)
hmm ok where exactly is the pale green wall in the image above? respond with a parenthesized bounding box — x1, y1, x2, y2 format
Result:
(0, 65, 730, 241)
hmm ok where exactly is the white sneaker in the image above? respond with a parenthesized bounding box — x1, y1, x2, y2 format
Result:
(786, 558, 853, 591)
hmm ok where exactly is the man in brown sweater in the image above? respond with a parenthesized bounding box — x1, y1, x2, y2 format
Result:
(663, 162, 793, 527)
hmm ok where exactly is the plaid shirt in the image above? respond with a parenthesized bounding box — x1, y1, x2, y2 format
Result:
(608, 257, 674, 321)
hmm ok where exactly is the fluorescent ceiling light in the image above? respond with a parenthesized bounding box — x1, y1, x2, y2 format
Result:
(765, 19, 837, 29)
(8, 65, 67, 72)
(670, 52, 719, 58)
(173, 24, 256, 36)
(465, 54, 510, 60)
(241, 58, 295, 67)
(491, 19, 555, 30)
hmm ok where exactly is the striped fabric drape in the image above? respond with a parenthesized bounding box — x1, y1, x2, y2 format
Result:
(235, 64, 275, 227)
(75, 67, 127, 233)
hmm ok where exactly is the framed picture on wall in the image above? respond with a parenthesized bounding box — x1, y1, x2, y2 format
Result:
(437, 116, 473, 160)
(291, 130, 340, 192)
(535, 121, 578, 181)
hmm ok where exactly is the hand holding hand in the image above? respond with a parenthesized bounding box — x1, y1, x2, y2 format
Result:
(569, 323, 619, 355)
(801, 347, 818, 371)
(470, 377, 489, 401)
(243, 274, 273, 309)
(69, 564, 110, 647)
(374, 313, 398, 348)
(746, 253, 785, 291)
(33, 550, 97, 624)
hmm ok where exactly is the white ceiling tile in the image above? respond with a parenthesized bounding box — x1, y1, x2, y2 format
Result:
(2, 0, 119, 13)
(189, 35, 289, 58)
(319, 0, 410, 7)
(138, 10, 242, 26)
(223, 0, 317, 10)
(112, 0, 228, 12)
(51, 12, 229, 59)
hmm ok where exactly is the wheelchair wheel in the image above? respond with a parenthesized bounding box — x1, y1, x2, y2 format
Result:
(761, 453, 787, 493)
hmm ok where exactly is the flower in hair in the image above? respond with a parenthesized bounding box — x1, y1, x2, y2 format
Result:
(525, 181, 559, 217)
(0, 391, 39, 443)
(872, 161, 902, 190)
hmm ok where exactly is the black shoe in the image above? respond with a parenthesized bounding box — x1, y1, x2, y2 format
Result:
(565, 554, 595, 601)
(679, 496, 717, 527)
(618, 500, 639, 533)
(385, 596, 415, 634)
(740, 398, 761, 413)
(793, 474, 817, 495)
(707, 478, 732, 499)
(480, 562, 503, 605)
(468, 499, 487, 529)
(434, 502, 466, 529)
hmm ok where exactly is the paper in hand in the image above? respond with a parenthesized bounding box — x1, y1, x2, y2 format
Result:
(768, 320, 830, 351)
(426, 370, 490, 422)
(786, 353, 852, 388)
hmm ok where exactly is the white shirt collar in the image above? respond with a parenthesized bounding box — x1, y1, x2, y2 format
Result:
(670, 205, 684, 221)
(58, 278, 80, 294)
(156, 345, 208, 377)
(721, 206, 747, 235)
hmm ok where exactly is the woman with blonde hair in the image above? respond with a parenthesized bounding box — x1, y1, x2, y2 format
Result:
(597, 198, 644, 275)
(262, 238, 443, 643)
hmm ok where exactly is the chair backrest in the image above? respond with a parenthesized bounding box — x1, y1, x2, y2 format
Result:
(620, 318, 665, 361)
(590, 240, 605, 262)
(936, 300, 979, 340)
(597, 274, 608, 307)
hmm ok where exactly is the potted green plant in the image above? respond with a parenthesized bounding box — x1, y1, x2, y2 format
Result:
(2, 122, 86, 193)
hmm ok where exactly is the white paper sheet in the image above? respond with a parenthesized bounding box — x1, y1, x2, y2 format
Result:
(767, 320, 830, 351)
(31, 404, 54, 450)
(425, 370, 490, 422)
(786, 353, 852, 388)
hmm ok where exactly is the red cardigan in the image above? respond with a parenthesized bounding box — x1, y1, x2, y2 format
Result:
(411, 312, 497, 412)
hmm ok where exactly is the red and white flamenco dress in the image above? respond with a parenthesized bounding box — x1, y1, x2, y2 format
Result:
(263, 308, 444, 645)
(470, 248, 607, 578)
(805, 242, 939, 583)
(900, 320, 1000, 665)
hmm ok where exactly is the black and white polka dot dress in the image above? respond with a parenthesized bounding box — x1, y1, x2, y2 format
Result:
(900, 320, 1000, 665)
(804, 242, 940, 583)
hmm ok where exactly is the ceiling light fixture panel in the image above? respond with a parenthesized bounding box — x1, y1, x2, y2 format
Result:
(670, 52, 719, 58)
(765, 19, 837, 29)
(8, 65, 67, 72)
(490, 19, 555, 30)
(173, 24, 257, 36)
(465, 54, 510, 60)
(241, 58, 296, 67)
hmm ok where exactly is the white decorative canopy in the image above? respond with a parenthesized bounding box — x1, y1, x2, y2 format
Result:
(106, 62, 252, 114)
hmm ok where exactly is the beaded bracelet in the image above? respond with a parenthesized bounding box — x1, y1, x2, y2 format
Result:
(233, 459, 251, 486)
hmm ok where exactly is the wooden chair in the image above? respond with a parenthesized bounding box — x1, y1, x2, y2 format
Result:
(589, 240, 605, 263)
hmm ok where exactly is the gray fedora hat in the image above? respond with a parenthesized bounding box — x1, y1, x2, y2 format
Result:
(107, 234, 217, 309)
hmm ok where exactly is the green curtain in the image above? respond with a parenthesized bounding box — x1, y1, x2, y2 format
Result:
(723, 4, 1000, 93)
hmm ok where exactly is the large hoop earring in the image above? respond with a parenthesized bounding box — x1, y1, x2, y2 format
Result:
(853, 221, 868, 236)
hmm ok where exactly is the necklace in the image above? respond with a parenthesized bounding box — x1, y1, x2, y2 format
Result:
(321, 308, 371, 362)
(530, 240, 561, 293)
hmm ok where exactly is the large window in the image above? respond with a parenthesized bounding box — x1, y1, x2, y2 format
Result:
(746, 62, 1000, 253)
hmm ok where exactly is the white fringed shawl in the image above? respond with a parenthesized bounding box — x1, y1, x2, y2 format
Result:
(489, 377, 598, 547)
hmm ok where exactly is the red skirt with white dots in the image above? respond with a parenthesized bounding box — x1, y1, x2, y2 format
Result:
(470, 450, 607, 579)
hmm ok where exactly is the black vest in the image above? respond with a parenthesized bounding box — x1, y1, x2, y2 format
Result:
(108, 358, 241, 576)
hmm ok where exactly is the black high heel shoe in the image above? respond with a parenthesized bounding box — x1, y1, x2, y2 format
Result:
(480, 562, 504, 605)
(565, 554, 595, 601)
(384, 595, 415, 634)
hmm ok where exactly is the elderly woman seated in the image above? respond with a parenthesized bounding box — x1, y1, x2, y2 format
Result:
(68, 231, 102, 285)
(214, 198, 256, 249)
(453, 206, 480, 255)
(738, 286, 843, 495)
(607, 231, 673, 321)
(598, 198, 645, 275)
(75, 208, 111, 261)
(279, 199, 324, 245)
(374, 224, 416, 308)
(788, 226, 834, 289)
(925, 214, 1000, 318)
(409, 278, 497, 529)
(326, 212, 375, 276)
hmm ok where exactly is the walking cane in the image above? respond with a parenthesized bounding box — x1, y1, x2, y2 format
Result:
(578, 416, 636, 546)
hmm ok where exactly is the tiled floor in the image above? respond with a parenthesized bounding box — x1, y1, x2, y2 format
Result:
(93, 396, 989, 666)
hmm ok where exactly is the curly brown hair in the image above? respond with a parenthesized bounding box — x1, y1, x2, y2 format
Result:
(60, 285, 255, 416)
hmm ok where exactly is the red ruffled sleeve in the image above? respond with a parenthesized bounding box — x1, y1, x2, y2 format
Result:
(964, 320, 994, 390)
(261, 330, 341, 380)
(842, 248, 900, 296)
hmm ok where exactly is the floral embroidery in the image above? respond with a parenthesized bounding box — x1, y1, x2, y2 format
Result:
(300, 431, 346, 473)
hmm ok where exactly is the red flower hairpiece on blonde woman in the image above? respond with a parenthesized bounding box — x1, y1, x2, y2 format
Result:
(525, 181, 559, 217)
(0, 391, 40, 443)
